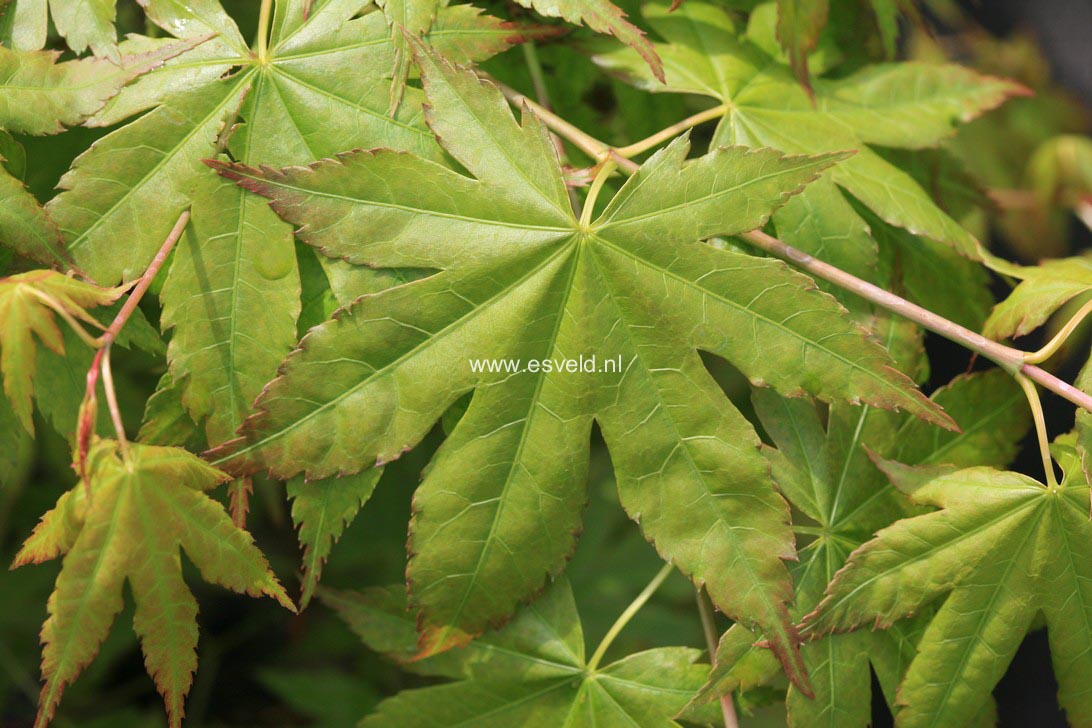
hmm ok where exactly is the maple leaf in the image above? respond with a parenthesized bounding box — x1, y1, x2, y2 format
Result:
(514, 0, 665, 82)
(691, 319, 1029, 726)
(0, 270, 121, 434)
(801, 433, 1092, 727)
(591, 2, 1023, 267)
(322, 578, 716, 727)
(12, 438, 294, 728)
(45, 0, 538, 451)
(208, 40, 953, 688)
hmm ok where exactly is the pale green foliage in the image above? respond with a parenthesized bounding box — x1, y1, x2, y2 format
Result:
(985, 254, 1092, 339)
(804, 435, 1092, 726)
(0, 0, 1087, 725)
(0, 270, 119, 432)
(324, 579, 715, 727)
(592, 2, 1020, 267)
(12, 439, 294, 728)
(46, 0, 536, 451)
(207, 39, 957, 690)
(693, 319, 1029, 726)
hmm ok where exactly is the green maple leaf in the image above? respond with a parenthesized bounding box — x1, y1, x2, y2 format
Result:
(0, 270, 120, 434)
(1, 0, 118, 57)
(322, 578, 716, 727)
(692, 319, 1030, 726)
(46, 0, 537, 449)
(591, 2, 1021, 270)
(12, 438, 294, 728)
(208, 40, 953, 688)
(802, 434, 1092, 727)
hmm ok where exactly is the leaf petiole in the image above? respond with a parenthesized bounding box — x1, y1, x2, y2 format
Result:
(580, 159, 617, 228)
(695, 587, 740, 728)
(23, 287, 106, 349)
(1024, 298, 1092, 364)
(615, 104, 729, 159)
(76, 211, 191, 463)
(1015, 373, 1058, 487)
(256, 0, 273, 63)
(586, 562, 673, 671)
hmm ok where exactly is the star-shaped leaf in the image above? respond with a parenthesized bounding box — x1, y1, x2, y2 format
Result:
(0, 270, 120, 434)
(209, 41, 951, 688)
(591, 2, 1022, 267)
(12, 438, 294, 728)
(692, 319, 1030, 726)
(48, 0, 536, 449)
(802, 434, 1092, 727)
(323, 578, 715, 727)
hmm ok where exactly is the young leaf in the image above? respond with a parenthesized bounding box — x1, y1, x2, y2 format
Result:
(324, 578, 713, 727)
(803, 435, 1092, 727)
(0, 271, 120, 434)
(984, 255, 1092, 339)
(591, 1, 1024, 261)
(12, 439, 294, 728)
(693, 320, 1029, 726)
(47, 0, 118, 58)
(209, 43, 950, 687)
(377, 0, 440, 113)
(0, 0, 49, 51)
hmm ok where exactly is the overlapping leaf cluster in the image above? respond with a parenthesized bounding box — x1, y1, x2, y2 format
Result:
(1, 0, 1090, 726)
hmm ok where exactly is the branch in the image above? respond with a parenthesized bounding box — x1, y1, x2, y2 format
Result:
(99, 211, 189, 349)
(76, 211, 190, 463)
(740, 230, 1092, 414)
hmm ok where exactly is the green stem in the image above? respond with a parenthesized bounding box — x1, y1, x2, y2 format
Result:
(521, 43, 553, 112)
(1025, 298, 1092, 364)
(580, 159, 617, 228)
(695, 588, 740, 728)
(1016, 373, 1059, 487)
(256, 0, 274, 62)
(616, 104, 729, 158)
(25, 287, 106, 349)
(587, 562, 673, 672)
(100, 348, 128, 456)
